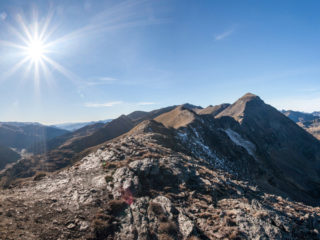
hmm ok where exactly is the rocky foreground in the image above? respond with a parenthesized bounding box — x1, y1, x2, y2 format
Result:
(1, 119, 320, 239)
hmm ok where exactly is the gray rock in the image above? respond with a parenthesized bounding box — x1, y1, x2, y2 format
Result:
(178, 213, 194, 238)
(129, 158, 160, 176)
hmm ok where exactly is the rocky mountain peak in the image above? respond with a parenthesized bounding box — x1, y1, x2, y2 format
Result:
(155, 105, 197, 129)
(239, 92, 261, 101)
(216, 93, 264, 122)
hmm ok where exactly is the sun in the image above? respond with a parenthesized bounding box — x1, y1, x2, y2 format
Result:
(26, 38, 46, 61)
(0, 11, 78, 88)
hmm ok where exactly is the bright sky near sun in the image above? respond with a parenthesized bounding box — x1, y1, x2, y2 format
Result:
(0, 0, 320, 124)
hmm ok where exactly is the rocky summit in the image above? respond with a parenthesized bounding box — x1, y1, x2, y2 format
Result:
(1, 93, 320, 240)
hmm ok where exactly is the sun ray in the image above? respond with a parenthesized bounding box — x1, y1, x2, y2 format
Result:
(0, 40, 27, 50)
(1, 56, 30, 82)
(6, 23, 30, 45)
(23, 58, 35, 81)
(39, 11, 54, 41)
(33, 60, 40, 94)
(0, 11, 78, 89)
(15, 14, 33, 42)
(42, 55, 79, 84)
(0, 1, 160, 91)
(39, 57, 55, 88)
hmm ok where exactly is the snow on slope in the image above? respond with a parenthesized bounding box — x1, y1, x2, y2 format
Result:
(225, 128, 256, 157)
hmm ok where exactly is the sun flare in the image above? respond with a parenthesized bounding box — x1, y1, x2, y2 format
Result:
(0, 11, 80, 90)
(26, 38, 46, 61)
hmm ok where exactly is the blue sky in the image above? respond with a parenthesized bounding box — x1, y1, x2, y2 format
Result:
(0, 0, 320, 124)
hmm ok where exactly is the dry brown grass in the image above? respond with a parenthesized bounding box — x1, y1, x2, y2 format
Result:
(140, 151, 162, 160)
(154, 106, 196, 129)
(197, 212, 212, 219)
(224, 216, 237, 227)
(92, 211, 115, 240)
(158, 221, 178, 236)
(32, 171, 47, 181)
(108, 199, 128, 216)
(228, 229, 243, 240)
(104, 175, 113, 183)
(149, 202, 164, 215)
(253, 210, 268, 219)
(187, 236, 201, 240)
(158, 233, 175, 240)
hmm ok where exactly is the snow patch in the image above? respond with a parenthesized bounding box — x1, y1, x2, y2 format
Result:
(177, 128, 227, 170)
(177, 131, 188, 142)
(225, 128, 256, 157)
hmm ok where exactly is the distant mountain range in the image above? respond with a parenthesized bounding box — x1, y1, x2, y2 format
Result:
(0, 122, 68, 152)
(282, 110, 320, 139)
(51, 119, 112, 131)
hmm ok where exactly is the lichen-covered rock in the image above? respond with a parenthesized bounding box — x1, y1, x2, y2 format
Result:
(112, 167, 140, 198)
(178, 212, 195, 238)
(152, 196, 173, 218)
(129, 158, 160, 176)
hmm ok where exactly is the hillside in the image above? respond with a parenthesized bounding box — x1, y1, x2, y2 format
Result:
(43, 122, 106, 152)
(198, 103, 230, 116)
(0, 145, 20, 170)
(0, 106, 177, 186)
(0, 122, 69, 152)
(282, 110, 320, 140)
(127, 106, 177, 123)
(155, 105, 197, 128)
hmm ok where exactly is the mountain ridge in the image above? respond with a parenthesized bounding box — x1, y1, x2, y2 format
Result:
(2, 93, 320, 207)
(1, 93, 320, 239)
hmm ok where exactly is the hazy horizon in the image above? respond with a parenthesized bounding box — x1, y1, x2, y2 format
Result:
(0, 94, 318, 126)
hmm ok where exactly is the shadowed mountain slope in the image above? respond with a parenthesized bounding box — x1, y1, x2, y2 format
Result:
(216, 93, 320, 204)
(0, 123, 68, 152)
(0, 145, 20, 170)
(282, 110, 320, 140)
(51, 119, 112, 131)
(198, 103, 230, 116)
(63, 115, 134, 153)
(48, 106, 178, 155)
(43, 122, 106, 152)
(301, 119, 320, 140)
(282, 110, 317, 123)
